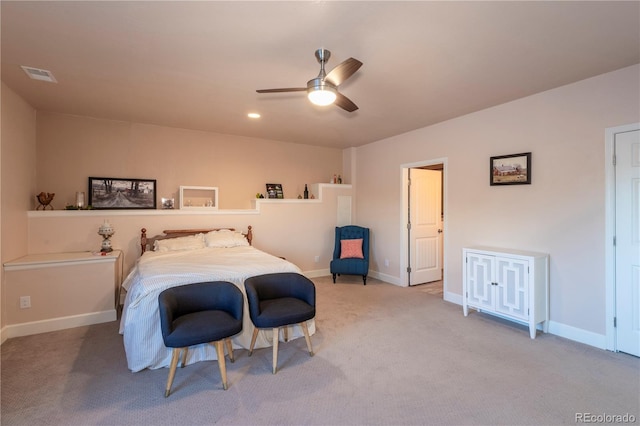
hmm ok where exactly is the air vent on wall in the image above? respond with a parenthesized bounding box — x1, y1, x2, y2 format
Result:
(20, 66, 57, 83)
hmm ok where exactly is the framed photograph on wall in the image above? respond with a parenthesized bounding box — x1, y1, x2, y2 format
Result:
(265, 183, 283, 199)
(490, 152, 531, 186)
(88, 177, 157, 209)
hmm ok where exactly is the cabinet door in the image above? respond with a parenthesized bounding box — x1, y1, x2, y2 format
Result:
(466, 253, 494, 310)
(494, 257, 528, 320)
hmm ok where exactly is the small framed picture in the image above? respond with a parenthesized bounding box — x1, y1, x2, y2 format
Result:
(161, 198, 175, 209)
(266, 183, 283, 199)
(490, 153, 531, 186)
(88, 177, 157, 209)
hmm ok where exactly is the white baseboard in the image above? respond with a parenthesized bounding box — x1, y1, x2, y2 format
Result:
(547, 320, 607, 349)
(369, 270, 402, 286)
(0, 310, 117, 342)
(0, 293, 608, 353)
(444, 291, 462, 305)
(303, 269, 401, 285)
(452, 300, 607, 349)
(303, 268, 330, 278)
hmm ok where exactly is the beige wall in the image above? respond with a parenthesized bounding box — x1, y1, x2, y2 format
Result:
(36, 112, 343, 210)
(355, 64, 640, 338)
(26, 184, 352, 278)
(28, 113, 348, 273)
(2, 104, 348, 337)
(1, 82, 37, 330)
(3, 65, 639, 346)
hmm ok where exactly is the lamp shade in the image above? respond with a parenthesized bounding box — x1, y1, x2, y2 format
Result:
(308, 88, 337, 106)
(306, 78, 337, 106)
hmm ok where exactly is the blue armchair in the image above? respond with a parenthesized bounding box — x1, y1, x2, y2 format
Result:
(330, 225, 370, 285)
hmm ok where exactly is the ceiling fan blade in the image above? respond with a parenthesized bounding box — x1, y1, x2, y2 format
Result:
(256, 88, 306, 93)
(335, 92, 358, 112)
(325, 58, 363, 87)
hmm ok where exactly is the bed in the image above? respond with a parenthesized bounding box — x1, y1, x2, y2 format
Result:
(119, 226, 315, 372)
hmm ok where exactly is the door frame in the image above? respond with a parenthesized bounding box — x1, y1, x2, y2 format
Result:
(400, 158, 448, 290)
(604, 122, 639, 351)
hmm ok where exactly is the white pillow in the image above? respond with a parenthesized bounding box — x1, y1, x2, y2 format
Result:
(205, 229, 249, 248)
(154, 234, 205, 252)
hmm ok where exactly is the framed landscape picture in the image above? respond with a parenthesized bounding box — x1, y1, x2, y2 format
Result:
(88, 177, 156, 209)
(490, 153, 531, 186)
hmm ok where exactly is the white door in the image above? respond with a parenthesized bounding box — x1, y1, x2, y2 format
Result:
(494, 257, 528, 320)
(615, 129, 640, 357)
(409, 169, 442, 285)
(465, 252, 494, 310)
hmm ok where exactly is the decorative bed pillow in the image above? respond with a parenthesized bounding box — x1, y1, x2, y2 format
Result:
(205, 229, 249, 248)
(154, 234, 205, 252)
(340, 238, 364, 259)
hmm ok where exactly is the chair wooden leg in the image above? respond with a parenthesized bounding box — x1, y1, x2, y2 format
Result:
(332, 273, 336, 283)
(248, 328, 259, 356)
(363, 275, 367, 285)
(225, 338, 235, 363)
(214, 340, 229, 390)
(165, 348, 181, 397)
(301, 321, 314, 356)
(283, 326, 289, 342)
(180, 347, 188, 367)
(272, 327, 279, 374)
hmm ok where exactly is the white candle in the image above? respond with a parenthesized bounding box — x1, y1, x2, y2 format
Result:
(76, 192, 85, 208)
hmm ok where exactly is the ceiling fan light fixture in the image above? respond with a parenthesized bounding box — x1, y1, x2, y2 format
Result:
(257, 49, 361, 112)
(308, 88, 337, 106)
(307, 78, 337, 106)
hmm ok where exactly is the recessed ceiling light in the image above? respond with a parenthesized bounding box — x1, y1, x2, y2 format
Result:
(20, 65, 57, 83)
(247, 113, 261, 119)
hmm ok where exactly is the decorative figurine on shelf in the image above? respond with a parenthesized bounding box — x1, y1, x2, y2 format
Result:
(337, 175, 342, 184)
(304, 184, 309, 199)
(36, 192, 55, 210)
(98, 220, 115, 253)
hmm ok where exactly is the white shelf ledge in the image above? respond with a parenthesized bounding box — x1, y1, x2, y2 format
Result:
(27, 183, 352, 218)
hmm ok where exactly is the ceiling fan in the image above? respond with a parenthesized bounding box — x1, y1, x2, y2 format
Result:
(257, 49, 363, 112)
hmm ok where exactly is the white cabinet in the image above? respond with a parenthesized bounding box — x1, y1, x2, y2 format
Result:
(462, 246, 549, 339)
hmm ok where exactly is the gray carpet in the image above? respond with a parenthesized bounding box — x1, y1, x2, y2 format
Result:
(2, 276, 638, 425)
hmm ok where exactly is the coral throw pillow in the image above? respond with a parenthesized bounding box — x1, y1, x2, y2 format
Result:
(340, 238, 364, 259)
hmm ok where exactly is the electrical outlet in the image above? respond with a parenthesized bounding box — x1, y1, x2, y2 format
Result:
(314, 256, 320, 263)
(19, 296, 31, 309)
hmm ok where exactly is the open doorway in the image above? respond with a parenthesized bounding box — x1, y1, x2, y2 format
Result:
(400, 158, 448, 296)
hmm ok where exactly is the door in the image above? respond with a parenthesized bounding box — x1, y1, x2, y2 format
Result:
(465, 252, 494, 310)
(494, 257, 528, 320)
(409, 169, 442, 285)
(615, 129, 640, 357)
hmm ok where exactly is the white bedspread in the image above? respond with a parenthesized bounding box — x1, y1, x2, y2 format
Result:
(119, 246, 314, 372)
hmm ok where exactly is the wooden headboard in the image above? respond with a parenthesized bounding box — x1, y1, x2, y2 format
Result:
(140, 225, 253, 254)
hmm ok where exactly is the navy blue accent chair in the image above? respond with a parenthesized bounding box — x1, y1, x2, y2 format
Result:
(330, 225, 370, 285)
(244, 273, 315, 374)
(158, 281, 243, 396)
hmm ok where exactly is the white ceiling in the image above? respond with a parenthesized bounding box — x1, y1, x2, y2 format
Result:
(2, 1, 639, 149)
